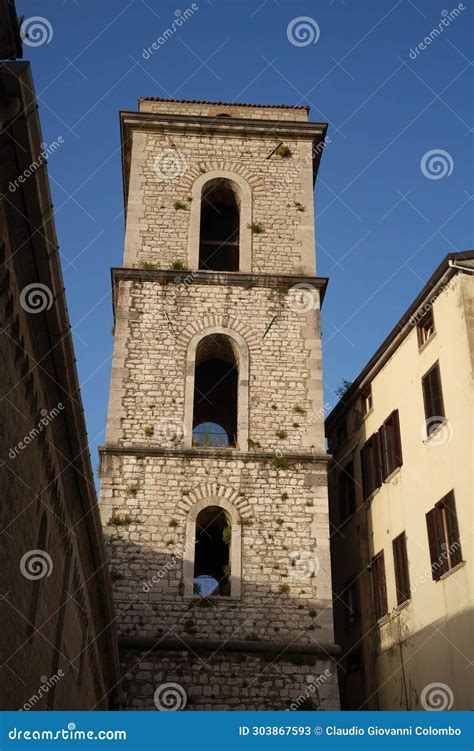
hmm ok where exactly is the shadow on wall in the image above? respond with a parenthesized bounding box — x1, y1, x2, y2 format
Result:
(339, 607, 473, 711)
(103, 534, 340, 711)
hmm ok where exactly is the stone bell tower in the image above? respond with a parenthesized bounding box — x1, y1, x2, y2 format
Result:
(99, 97, 340, 710)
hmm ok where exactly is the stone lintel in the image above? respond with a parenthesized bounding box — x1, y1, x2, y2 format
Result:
(111, 267, 329, 316)
(99, 444, 330, 464)
(119, 636, 341, 658)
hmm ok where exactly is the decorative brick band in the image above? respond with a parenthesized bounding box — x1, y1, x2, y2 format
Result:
(178, 482, 253, 519)
(175, 314, 260, 354)
(181, 162, 264, 193)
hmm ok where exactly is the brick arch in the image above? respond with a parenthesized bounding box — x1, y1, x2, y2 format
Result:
(176, 315, 260, 354)
(181, 163, 264, 194)
(178, 482, 252, 519)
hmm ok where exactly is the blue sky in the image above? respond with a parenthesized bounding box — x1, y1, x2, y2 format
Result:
(16, 0, 472, 474)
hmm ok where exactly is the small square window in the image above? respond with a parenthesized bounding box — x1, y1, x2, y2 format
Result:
(417, 310, 435, 348)
(361, 387, 373, 416)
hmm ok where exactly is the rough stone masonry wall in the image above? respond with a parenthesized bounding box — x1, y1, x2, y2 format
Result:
(100, 453, 333, 645)
(123, 128, 316, 275)
(107, 280, 325, 453)
(120, 649, 340, 711)
(102, 101, 336, 709)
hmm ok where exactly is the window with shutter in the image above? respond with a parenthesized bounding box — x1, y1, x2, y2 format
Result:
(417, 310, 435, 348)
(442, 492, 462, 568)
(392, 532, 410, 604)
(360, 434, 382, 500)
(380, 410, 403, 479)
(426, 491, 462, 580)
(422, 362, 445, 435)
(339, 462, 356, 523)
(371, 551, 388, 621)
(361, 386, 373, 416)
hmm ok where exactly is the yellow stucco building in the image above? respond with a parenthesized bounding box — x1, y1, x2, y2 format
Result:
(326, 251, 473, 710)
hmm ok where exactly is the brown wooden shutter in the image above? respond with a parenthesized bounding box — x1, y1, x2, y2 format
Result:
(379, 423, 388, 480)
(373, 431, 383, 488)
(372, 552, 387, 620)
(361, 444, 370, 500)
(392, 410, 403, 467)
(393, 533, 410, 604)
(426, 508, 445, 580)
(423, 363, 445, 424)
(442, 492, 462, 567)
(431, 364, 445, 418)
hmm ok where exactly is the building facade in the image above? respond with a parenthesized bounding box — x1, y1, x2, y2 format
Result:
(326, 252, 473, 710)
(0, 4, 119, 710)
(99, 97, 340, 710)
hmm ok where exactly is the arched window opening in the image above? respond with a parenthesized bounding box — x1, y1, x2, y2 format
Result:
(199, 179, 240, 271)
(192, 334, 238, 447)
(193, 506, 231, 597)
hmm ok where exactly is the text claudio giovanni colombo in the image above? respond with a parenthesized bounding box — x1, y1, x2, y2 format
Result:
(237, 725, 463, 737)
